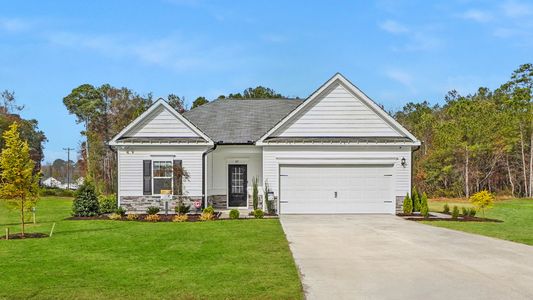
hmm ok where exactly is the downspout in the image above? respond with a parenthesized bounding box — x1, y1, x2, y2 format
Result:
(202, 142, 218, 208)
(411, 142, 421, 192)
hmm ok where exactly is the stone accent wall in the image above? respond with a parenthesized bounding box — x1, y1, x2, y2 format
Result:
(120, 195, 202, 214)
(207, 195, 226, 209)
(396, 196, 404, 214)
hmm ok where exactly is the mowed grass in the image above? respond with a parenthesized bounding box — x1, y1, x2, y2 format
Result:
(0, 197, 303, 300)
(423, 198, 533, 246)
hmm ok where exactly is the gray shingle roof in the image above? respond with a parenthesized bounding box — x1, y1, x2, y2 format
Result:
(183, 99, 303, 143)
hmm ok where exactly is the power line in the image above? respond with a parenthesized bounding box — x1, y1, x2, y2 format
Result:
(63, 147, 74, 190)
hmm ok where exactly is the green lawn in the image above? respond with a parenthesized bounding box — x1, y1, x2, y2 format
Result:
(0, 197, 303, 300)
(424, 198, 533, 246)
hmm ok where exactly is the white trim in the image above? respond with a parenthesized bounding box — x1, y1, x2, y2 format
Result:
(109, 98, 213, 146)
(259, 142, 421, 147)
(256, 73, 420, 145)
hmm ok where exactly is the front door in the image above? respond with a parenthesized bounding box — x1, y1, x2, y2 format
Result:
(228, 164, 247, 207)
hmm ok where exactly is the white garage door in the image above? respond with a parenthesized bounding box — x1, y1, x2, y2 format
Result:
(279, 164, 394, 214)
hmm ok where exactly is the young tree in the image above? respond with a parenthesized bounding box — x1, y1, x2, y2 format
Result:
(469, 190, 495, 218)
(402, 193, 413, 214)
(0, 122, 40, 237)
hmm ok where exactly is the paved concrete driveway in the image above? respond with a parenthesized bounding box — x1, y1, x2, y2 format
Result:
(281, 215, 533, 300)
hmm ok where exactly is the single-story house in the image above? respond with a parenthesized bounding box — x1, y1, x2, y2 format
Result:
(42, 177, 62, 188)
(109, 73, 420, 214)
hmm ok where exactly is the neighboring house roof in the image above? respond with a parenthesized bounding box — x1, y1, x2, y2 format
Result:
(183, 99, 303, 144)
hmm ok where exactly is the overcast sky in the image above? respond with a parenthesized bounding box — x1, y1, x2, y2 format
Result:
(1, 0, 532, 162)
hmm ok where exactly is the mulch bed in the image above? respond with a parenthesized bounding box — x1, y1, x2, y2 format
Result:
(401, 214, 503, 223)
(1, 232, 49, 240)
(65, 215, 110, 220)
(65, 212, 222, 222)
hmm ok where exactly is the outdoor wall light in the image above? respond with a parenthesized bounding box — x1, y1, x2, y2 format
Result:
(401, 157, 406, 167)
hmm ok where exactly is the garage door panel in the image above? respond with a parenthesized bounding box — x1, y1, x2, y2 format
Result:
(280, 165, 394, 214)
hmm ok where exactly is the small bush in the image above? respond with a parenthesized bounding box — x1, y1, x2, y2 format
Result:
(443, 203, 450, 214)
(199, 212, 214, 221)
(419, 192, 429, 218)
(109, 213, 122, 220)
(145, 214, 160, 222)
(402, 193, 413, 214)
(146, 206, 160, 215)
(127, 214, 139, 221)
(253, 209, 264, 219)
(99, 194, 117, 214)
(174, 203, 191, 215)
(412, 187, 420, 212)
(115, 207, 126, 216)
(229, 209, 240, 219)
(40, 187, 76, 197)
(173, 214, 188, 222)
(461, 207, 468, 216)
(468, 208, 477, 217)
(72, 183, 100, 217)
(203, 205, 214, 214)
(451, 206, 459, 220)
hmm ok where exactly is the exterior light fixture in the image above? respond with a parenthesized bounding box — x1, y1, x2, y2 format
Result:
(401, 157, 406, 167)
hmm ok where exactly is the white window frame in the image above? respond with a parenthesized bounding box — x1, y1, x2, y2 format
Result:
(152, 160, 173, 196)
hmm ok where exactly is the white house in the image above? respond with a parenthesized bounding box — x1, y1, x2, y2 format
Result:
(42, 177, 62, 188)
(109, 73, 420, 214)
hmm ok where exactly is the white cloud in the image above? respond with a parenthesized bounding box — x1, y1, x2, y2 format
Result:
(0, 18, 31, 33)
(501, 1, 533, 18)
(460, 9, 493, 23)
(379, 20, 409, 34)
(385, 69, 416, 92)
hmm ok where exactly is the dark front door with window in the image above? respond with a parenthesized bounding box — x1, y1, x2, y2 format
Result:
(228, 164, 247, 207)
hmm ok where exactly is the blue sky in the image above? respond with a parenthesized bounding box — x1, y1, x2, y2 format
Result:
(1, 0, 532, 162)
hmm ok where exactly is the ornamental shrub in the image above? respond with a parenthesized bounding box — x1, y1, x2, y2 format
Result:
(229, 209, 240, 219)
(200, 212, 214, 221)
(72, 183, 100, 217)
(127, 214, 139, 221)
(451, 206, 459, 220)
(252, 177, 259, 210)
(461, 207, 468, 216)
(443, 203, 450, 214)
(402, 193, 413, 214)
(253, 209, 264, 219)
(412, 187, 420, 212)
(174, 200, 191, 215)
(173, 214, 188, 222)
(98, 194, 117, 214)
(145, 214, 160, 222)
(146, 206, 160, 215)
(115, 206, 126, 216)
(420, 192, 429, 218)
(109, 213, 122, 220)
(203, 205, 214, 215)
(468, 208, 477, 217)
(469, 190, 494, 218)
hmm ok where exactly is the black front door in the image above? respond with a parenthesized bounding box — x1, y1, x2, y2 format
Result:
(228, 164, 247, 207)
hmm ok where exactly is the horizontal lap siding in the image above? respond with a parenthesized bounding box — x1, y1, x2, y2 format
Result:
(275, 84, 401, 137)
(118, 146, 207, 197)
(262, 146, 412, 198)
(126, 106, 200, 137)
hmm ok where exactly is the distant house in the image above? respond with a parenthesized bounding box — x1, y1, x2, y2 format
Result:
(42, 177, 62, 188)
(110, 73, 420, 214)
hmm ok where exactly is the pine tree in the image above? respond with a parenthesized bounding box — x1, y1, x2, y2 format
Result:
(412, 187, 420, 212)
(0, 122, 40, 237)
(402, 193, 413, 214)
(420, 192, 429, 218)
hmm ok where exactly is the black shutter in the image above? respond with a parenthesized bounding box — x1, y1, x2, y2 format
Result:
(143, 160, 152, 195)
(173, 160, 182, 195)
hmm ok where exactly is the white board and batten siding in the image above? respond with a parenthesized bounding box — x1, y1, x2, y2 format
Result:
(262, 146, 412, 213)
(124, 105, 200, 138)
(118, 146, 208, 198)
(273, 83, 402, 137)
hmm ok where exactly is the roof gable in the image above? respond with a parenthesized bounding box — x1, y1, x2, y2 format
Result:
(109, 99, 212, 145)
(258, 73, 419, 144)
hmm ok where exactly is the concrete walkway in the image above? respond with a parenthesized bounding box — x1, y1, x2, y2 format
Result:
(281, 215, 533, 300)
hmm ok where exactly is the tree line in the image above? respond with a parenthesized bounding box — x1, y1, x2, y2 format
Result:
(395, 63, 532, 198)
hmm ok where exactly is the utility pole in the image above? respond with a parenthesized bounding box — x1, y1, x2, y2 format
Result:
(63, 147, 74, 190)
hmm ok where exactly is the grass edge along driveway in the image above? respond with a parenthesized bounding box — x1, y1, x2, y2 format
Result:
(0, 197, 303, 300)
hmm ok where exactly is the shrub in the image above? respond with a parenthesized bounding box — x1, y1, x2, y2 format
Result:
(252, 177, 259, 210)
(229, 209, 240, 219)
(145, 214, 160, 222)
(199, 212, 214, 221)
(173, 214, 188, 222)
(203, 205, 214, 215)
(420, 192, 429, 218)
(468, 208, 477, 217)
(146, 206, 160, 215)
(174, 201, 191, 215)
(72, 183, 100, 217)
(98, 194, 117, 214)
(443, 203, 450, 214)
(452, 206, 459, 220)
(253, 209, 264, 219)
(461, 207, 468, 216)
(109, 213, 122, 220)
(402, 193, 413, 214)
(127, 214, 139, 221)
(115, 206, 126, 216)
(264, 180, 274, 214)
(412, 187, 420, 212)
(40, 187, 76, 197)
(469, 190, 494, 218)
